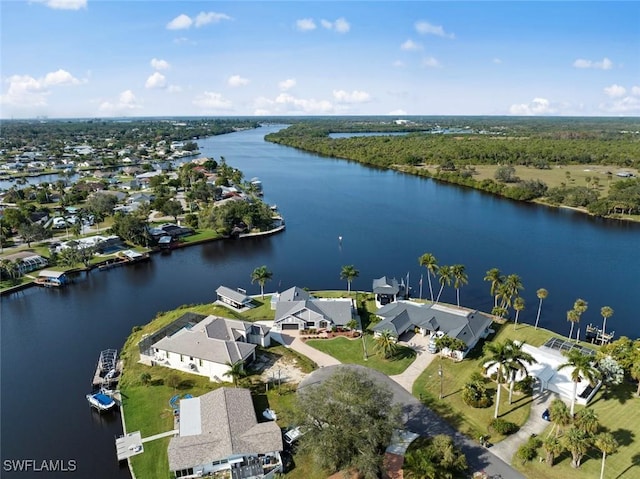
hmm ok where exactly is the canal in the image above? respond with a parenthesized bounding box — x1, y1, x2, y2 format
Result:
(1, 124, 638, 478)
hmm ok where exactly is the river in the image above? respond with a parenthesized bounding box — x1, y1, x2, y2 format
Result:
(1, 124, 638, 478)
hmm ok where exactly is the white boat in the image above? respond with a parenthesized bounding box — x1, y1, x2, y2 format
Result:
(86, 391, 116, 412)
(262, 408, 277, 421)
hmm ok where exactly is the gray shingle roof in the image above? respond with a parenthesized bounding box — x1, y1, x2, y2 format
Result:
(168, 388, 283, 471)
(216, 285, 252, 305)
(372, 276, 400, 295)
(274, 298, 353, 327)
(153, 316, 256, 365)
(279, 286, 311, 302)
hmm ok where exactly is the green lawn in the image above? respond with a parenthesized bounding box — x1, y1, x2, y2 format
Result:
(241, 295, 276, 321)
(306, 335, 416, 375)
(513, 382, 640, 479)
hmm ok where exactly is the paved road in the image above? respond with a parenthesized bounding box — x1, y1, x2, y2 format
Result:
(299, 364, 526, 479)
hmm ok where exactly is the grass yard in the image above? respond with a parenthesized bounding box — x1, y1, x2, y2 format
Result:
(241, 295, 276, 321)
(306, 335, 416, 375)
(514, 381, 640, 479)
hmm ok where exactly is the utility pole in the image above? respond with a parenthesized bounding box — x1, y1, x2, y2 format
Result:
(438, 359, 443, 400)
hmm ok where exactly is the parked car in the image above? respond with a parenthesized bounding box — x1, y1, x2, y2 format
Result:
(542, 409, 551, 421)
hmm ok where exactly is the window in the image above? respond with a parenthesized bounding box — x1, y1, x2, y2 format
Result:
(179, 354, 184, 362)
(199, 359, 203, 367)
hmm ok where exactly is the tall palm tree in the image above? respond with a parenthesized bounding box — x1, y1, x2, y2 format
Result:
(594, 432, 618, 479)
(418, 253, 438, 302)
(574, 408, 599, 435)
(600, 306, 614, 341)
(573, 298, 588, 341)
(502, 274, 524, 313)
(375, 329, 398, 359)
(513, 297, 525, 330)
(534, 288, 548, 330)
(484, 268, 504, 308)
(542, 435, 564, 467)
(223, 360, 245, 387)
(567, 309, 580, 342)
(451, 264, 468, 307)
(549, 398, 572, 437)
(435, 265, 453, 304)
(563, 426, 590, 468)
(339, 264, 359, 293)
(505, 340, 536, 404)
(251, 265, 273, 299)
(483, 339, 513, 418)
(558, 349, 601, 416)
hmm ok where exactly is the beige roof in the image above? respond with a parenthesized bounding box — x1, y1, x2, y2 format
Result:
(168, 388, 283, 471)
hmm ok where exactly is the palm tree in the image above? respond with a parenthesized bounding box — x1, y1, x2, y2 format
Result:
(484, 268, 504, 308)
(502, 274, 524, 313)
(594, 432, 618, 479)
(534, 288, 548, 330)
(451, 264, 468, 307)
(573, 298, 588, 341)
(223, 360, 245, 387)
(600, 306, 614, 341)
(251, 265, 273, 299)
(435, 265, 453, 304)
(542, 435, 564, 467)
(375, 329, 398, 359)
(505, 340, 536, 404)
(418, 253, 438, 302)
(483, 339, 513, 418)
(563, 426, 590, 468)
(513, 297, 525, 330)
(567, 309, 580, 342)
(558, 349, 601, 416)
(549, 398, 572, 437)
(339, 264, 359, 293)
(574, 408, 599, 435)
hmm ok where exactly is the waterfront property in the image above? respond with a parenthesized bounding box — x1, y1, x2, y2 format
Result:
(216, 285, 255, 310)
(372, 301, 494, 358)
(271, 286, 356, 331)
(34, 269, 68, 287)
(1, 251, 48, 275)
(168, 388, 283, 479)
(372, 276, 407, 307)
(139, 313, 271, 382)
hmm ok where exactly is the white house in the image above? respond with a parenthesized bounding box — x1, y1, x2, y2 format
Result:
(141, 314, 270, 382)
(168, 388, 283, 478)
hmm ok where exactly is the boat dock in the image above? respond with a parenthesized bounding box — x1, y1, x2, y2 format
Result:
(98, 250, 150, 271)
(92, 349, 123, 388)
(115, 429, 178, 461)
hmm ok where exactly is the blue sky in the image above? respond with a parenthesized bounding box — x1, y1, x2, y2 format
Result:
(1, 1, 638, 118)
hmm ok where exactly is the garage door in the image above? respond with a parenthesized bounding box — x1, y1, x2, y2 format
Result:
(281, 324, 299, 330)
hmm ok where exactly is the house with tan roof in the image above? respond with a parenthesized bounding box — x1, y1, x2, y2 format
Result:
(169, 388, 283, 478)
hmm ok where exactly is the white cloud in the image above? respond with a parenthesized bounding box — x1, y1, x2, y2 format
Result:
(193, 91, 233, 110)
(600, 96, 640, 114)
(195, 11, 231, 28)
(278, 78, 296, 91)
(1, 69, 81, 107)
(296, 18, 316, 32)
(150, 58, 170, 71)
(321, 17, 350, 33)
(422, 57, 441, 68)
(509, 98, 556, 115)
(631, 86, 640, 96)
(604, 84, 626, 98)
(388, 109, 407, 115)
(393, 60, 405, 68)
(415, 21, 455, 39)
(145, 72, 166, 89)
(35, 0, 87, 10)
(333, 90, 371, 103)
(43, 69, 81, 86)
(493, 58, 502, 64)
(167, 14, 193, 30)
(572, 57, 613, 70)
(99, 90, 141, 114)
(228, 75, 249, 87)
(274, 93, 334, 113)
(168, 85, 183, 93)
(401, 39, 422, 51)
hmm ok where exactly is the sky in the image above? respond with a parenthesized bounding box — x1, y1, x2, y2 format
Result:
(1, 0, 639, 119)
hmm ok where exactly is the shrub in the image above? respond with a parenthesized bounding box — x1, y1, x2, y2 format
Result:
(514, 375, 535, 394)
(489, 418, 519, 435)
(462, 379, 492, 408)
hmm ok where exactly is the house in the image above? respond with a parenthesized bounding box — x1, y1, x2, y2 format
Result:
(35, 270, 68, 287)
(372, 276, 407, 307)
(272, 286, 355, 331)
(216, 285, 254, 310)
(372, 301, 493, 357)
(140, 314, 271, 381)
(168, 388, 283, 478)
(2, 252, 48, 275)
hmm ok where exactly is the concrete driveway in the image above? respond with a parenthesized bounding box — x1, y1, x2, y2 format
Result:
(299, 364, 526, 479)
